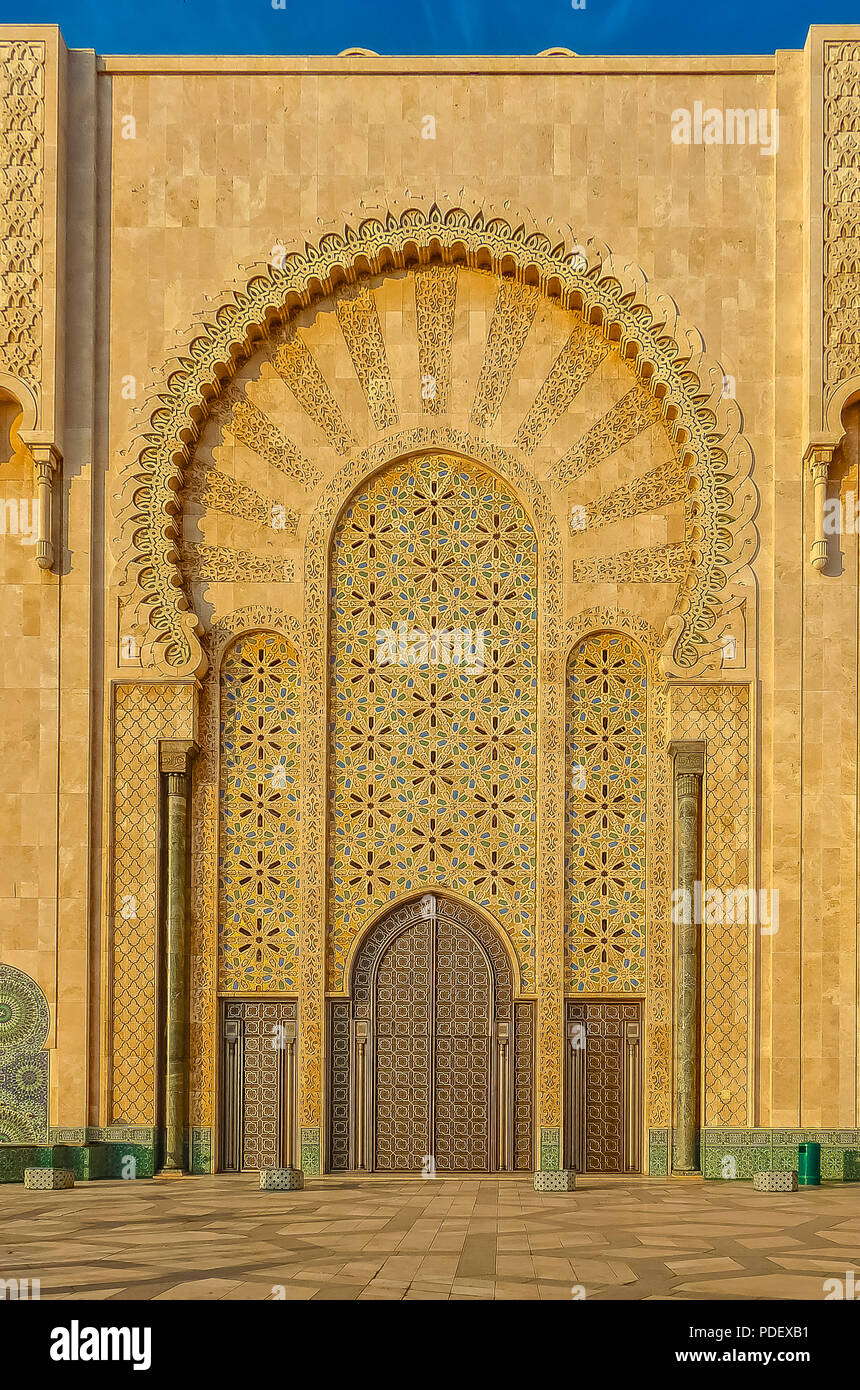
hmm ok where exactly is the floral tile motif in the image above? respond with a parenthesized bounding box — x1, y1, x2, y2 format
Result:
(219, 632, 301, 991)
(565, 633, 647, 992)
(328, 454, 538, 990)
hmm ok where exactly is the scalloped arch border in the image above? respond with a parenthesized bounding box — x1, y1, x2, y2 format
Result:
(113, 200, 757, 681)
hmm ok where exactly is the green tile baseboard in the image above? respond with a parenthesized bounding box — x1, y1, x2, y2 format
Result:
(703, 1129, 860, 1180)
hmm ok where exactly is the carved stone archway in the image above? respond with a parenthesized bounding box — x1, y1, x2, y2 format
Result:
(113, 198, 756, 683)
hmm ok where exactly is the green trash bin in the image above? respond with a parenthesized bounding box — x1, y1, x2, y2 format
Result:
(798, 1142, 821, 1186)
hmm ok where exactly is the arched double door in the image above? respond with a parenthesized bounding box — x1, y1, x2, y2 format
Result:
(328, 895, 534, 1173)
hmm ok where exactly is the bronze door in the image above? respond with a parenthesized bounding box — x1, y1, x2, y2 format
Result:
(434, 913, 492, 1171)
(374, 916, 433, 1171)
(372, 904, 493, 1173)
(220, 1000, 297, 1171)
(334, 895, 532, 1173)
(565, 1000, 642, 1173)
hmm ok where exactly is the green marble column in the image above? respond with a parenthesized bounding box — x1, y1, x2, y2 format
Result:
(671, 745, 704, 1175)
(159, 740, 197, 1176)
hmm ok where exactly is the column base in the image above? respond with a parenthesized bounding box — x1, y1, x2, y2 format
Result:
(533, 1169, 576, 1192)
(259, 1167, 305, 1191)
(153, 1168, 189, 1180)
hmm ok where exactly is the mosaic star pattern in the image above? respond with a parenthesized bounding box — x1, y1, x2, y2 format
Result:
(328, 454, 538, 989)
(0, 964, 49, 1144)
(219, 632, 301, 991)
(565, 633, 648, 992)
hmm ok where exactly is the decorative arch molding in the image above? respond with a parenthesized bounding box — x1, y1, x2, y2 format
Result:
(825, 373, 860, 441)
(189, 605, 300, 1133)
(0, 371, 39, 434)
(112, 198, 756, 681)
(343, 889, 524, 1003)
(564, 608, 671, 1132)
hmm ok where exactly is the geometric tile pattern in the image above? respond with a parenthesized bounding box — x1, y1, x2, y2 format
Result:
(703, 1128, 860, 1182)
(219, 633, 301, 991)
(0, 964, 50, 1145)
(23, 1167, 74, 1190)
(754, 1170, 798, 1192)
(565, 633, 648, 991)
(672, 685, 750, 1126)
(533, 1169, 576, 1191)
(111, 683, 194, 1124)
(5, 1174, 859, 1300)
(259, 1167, 304, 1191)
(328, 453, 538, 990)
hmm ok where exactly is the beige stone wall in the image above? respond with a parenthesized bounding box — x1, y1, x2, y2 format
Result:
(2, 26, 860, 1142)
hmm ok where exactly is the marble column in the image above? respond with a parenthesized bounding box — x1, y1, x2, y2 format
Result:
(671, 744, 704, 1175)
(158, 739, 197, 1175)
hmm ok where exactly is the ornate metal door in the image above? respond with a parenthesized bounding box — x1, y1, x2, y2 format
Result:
(374, 916, 432, 1171)
(565, 1000, 642, 1173)
(434, 913, 492, 1171)
(220, 1000, 297, 1171)
(330, 896, 533, 1173)
(373, 906, 492, 1172)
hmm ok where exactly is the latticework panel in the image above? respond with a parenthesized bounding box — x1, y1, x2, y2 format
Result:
(218, 633, 301, 991)
(111, 683, 193, 1124)
(329, 454, 538, 990)
(435, 916, 491, 1172)
(672, 685, 751, 1126)
(565, 633, 648, 991)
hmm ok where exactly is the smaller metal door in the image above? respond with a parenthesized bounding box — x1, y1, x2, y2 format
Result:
(565, 1000, 642, 1173)
(220, 1000, 297, 1171)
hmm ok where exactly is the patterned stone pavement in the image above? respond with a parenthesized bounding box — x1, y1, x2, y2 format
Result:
(1, 1175, 858, 1301)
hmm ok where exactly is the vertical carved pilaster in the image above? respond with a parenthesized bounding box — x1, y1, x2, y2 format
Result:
(158, 739, 197, 1175)
(671, 743, 704, 1175)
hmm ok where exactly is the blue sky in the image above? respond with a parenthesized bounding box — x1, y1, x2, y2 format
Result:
(0, 0, 853, 57)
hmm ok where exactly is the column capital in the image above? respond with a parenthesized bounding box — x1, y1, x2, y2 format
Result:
(159, 739, 198, 775)
(669, 741, 705, 777)
(802, 435, 838, 475)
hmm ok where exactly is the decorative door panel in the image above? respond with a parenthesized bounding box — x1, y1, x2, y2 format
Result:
(374, 918, 432, 1171)
(565, 1000, 642, 1173)
(220, 1000, 297, 1171)
(336, 896, 529, 1173)
(434, 915, 492, 1172)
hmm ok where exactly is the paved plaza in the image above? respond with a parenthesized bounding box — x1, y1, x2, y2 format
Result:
(1, 1175, 858, 1301)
